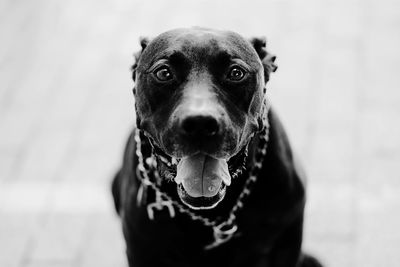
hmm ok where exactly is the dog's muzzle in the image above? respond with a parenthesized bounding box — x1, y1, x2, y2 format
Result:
(150, 110, 246, 210)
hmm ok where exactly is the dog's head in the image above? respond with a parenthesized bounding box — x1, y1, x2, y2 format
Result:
(132, 28, 277, 210)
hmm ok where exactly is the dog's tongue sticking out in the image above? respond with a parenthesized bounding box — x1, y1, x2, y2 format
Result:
(175, 154, 231, 198)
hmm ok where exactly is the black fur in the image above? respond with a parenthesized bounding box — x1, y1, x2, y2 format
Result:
(112, 28, 322, 267)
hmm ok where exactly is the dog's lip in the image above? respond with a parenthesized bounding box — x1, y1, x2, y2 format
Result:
(177, 183, 226, 210)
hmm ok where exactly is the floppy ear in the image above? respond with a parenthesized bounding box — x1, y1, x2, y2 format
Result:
(249, 37, 277, 82)
(131, 36, 151, 81)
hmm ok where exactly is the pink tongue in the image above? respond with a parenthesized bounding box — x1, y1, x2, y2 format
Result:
(175, 154, 231, 198)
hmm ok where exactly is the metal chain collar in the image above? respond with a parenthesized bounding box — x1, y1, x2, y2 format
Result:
(134, 108, 270, 250)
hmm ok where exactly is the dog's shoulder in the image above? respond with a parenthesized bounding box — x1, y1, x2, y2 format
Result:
(267, 108, 295, 166)
(268, 109, 307, 188)
(112, 128, 138, 215)
(262, 108, 307, 203)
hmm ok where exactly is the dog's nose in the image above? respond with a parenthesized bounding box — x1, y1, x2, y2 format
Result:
(181, 115, 219, 137)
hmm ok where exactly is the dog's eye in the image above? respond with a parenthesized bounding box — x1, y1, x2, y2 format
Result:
(154, 66, 173, 81)
(227, 66, 246, 81)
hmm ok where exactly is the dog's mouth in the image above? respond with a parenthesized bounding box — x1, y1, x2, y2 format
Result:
(174, 154, 231, 210)
(151, 138, 248, 210)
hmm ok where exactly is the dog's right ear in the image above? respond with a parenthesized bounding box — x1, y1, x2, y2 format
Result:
(131, 37, 151, 81)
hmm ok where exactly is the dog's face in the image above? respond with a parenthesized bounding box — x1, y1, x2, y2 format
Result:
(133, 28, 276, 209)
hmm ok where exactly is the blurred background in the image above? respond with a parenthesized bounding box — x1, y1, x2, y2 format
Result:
(1, 0, 399, 266)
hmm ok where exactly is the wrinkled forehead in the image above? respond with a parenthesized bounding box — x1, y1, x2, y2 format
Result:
(138, 28, 262, 70)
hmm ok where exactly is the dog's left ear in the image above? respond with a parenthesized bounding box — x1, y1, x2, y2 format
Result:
(249, 37, 277, 82)
(131, 37, 151, 81)
(132, 37, 151, 129)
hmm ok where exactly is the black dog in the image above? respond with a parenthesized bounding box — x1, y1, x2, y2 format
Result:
(112, 27, 323, 267)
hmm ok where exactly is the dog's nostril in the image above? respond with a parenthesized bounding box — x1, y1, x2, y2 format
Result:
(203, 117, 219, 136)
(181, 118, 196, 135)
(181, 115, 219, 136)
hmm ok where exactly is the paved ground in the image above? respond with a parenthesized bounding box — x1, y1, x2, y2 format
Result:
(1, 0, 400, 266)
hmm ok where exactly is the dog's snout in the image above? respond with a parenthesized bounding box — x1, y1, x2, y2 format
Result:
(181, 115, 219, 137)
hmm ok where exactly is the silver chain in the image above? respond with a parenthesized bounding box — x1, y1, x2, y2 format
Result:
(134, 113, 269, 249)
